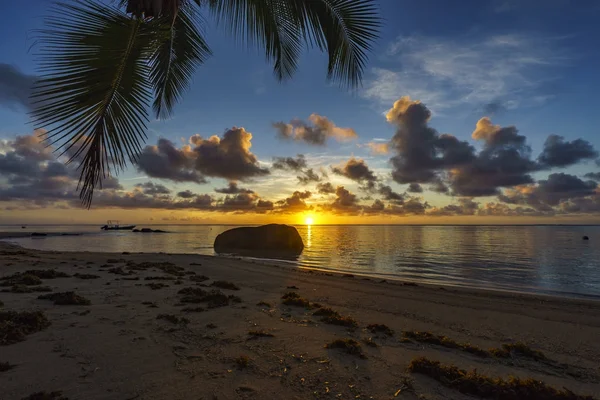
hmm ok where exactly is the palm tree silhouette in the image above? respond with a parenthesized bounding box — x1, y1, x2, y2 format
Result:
(30, 0, 381, 206)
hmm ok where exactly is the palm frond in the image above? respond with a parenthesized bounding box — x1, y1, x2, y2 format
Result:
(209, 0, 380, 87)
(291, 0, 381, 88)
(208, 0, 305, 81)
(148, 5, 212, 119)
(30, 1, 152, 207)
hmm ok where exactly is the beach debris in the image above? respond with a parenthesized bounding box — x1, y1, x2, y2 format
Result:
(281, 292, 319, 309)
(583, 236, 589, 240)
(73, 273, 100, 280)
(234, 355, 250, 369)
(22, 391, 69, 399)
(141, 301, 159, 308)
(362, 337, 378, 347)
(403, 331, 489, 358)
(206, 323, 217, 329)
(38, 292, 91, 306)
(178, 287, 232, 308)
(0, 361, 15, 372)
(23, 270, 70, 279)
(286, 285, 299, 289)
(248, 330, 275, 338)
(0, 300, 3, 308)
(156, 314, 189, 325)
(182, 306, 205, 313)
(145, 283, 169, 290)
(408, 357, 594, 400)
(0, 310, 51, 345)
(325, 339, 366, 358)
(0, 273, 42, 286)
(256, 301, 272, 308)
(188, 274, 209, 282)
(489, 342, 547, 361)
(2, 285, 52, 293)
(313, 307, 358, 328)
(144, 276, 175, 281)
(210, 280, 240, 290)
(108, 267, 134, 276)
(366, 323, 394, 336)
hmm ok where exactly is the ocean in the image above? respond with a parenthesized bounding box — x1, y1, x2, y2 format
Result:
(2, 224, 600, 299)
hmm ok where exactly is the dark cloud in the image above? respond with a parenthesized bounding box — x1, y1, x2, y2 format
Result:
(498, 173, 597, 211)
(92, 190, 214, 210)
(316, 182, 336, 194)
(276, 191, 312, 213)
(321, 186, 361, 214)
(136, 128, 268, 184)
(272, 154, 307, 171)
(378, 185, 405, 204)
(407, 183, 423, 193)
(332, 158, 378, 190)
(428, 198, 479, 216)
(297, 168, 322, 185)
(191, 128, 269, 181)
(386, 97, 476, 185)
(136, 138, 205, 183)
(0, 64, 36, 110)
(135, 182, 171, 195)
(429, 178, 449, 193)
(177, 190, 195, 199)
(448, 117, 538, 196)
(274, 114, 357, 146)
(215, 182, 254, 194)
(584, 172, 600, 182)
(537, 135, 598, 168)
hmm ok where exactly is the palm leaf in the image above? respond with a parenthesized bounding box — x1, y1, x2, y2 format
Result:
(148, 5, 212, 119)
(208, 0, 304, 81)
(30, 1, 152, 207)
(209, 0, 380, 87)
(291, 0, 381, 88)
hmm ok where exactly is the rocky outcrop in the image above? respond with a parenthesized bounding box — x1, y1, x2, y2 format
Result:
(214, 224, 304, 255)
(134, 228, 167, 233)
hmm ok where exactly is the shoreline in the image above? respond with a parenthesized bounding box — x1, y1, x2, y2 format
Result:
(1, 241, 600, 399)
(3, 232, 600, 303)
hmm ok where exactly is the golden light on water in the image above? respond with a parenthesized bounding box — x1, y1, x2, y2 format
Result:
(305, 216, 314, 225)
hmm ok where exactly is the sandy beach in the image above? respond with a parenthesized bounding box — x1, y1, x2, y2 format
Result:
(1, 239, 600, 400)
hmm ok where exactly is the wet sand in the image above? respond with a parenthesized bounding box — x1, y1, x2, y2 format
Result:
(1, 240, 599, 399)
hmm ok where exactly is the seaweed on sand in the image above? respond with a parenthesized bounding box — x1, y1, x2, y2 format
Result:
(0, 310, 51, 345)
(325, 339, 366, 358)
(38, 292, 91, 306)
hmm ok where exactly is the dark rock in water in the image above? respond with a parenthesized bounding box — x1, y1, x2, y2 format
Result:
(583, 236, 589, 240)
(153, 229, 166, 233)
(140, 228, 153, 233)
(133, 229, 140, 233)
(136, 228, 167, 233)
(214, 224, 304, 255)
(30, 233, 47, 237)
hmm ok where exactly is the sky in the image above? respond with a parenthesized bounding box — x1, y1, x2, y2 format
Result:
(1, 0, 600, 225)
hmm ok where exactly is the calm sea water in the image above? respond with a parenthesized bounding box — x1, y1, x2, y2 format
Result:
(2, 225, 600, 298)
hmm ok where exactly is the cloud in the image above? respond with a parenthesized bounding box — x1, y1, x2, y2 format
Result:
(274, 114, 357, 146)
(386, 97, 475, 185)
(136, 138, 205, 183)
(192, 127, 270, 180)
(215, 182, 254, 194)
(177, 190, 195, 199)
(316, 182, 336, 194)
(364, 141, 390, 155)
(136, 128, 268, 184)
(407, 183, 423, 193)
(363, 34, 567, 112)
(537, 135, 598, 168)
(325, 186, 361, 214)
(297, 168, 322, 185)
(498, 173, 597, 211)
(272, 154, 307, 171)
(332, 157, 378, 190)
(428, 198, 479, 216)
(134, 182, 171, 195)
(92, 190, 214, 210)
(584, 172, 600, 182)
(0, 64, 36, 110)
(378, 185, 405, 204)
(276, 190, 312, 213)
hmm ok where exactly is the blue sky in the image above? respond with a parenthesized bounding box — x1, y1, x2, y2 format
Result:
(1, 0, 600, 224)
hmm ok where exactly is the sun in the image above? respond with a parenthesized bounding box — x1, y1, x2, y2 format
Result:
(305, 216, 314, 225)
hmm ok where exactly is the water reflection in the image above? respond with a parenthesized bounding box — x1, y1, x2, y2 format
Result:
(5, 224, 600, 297)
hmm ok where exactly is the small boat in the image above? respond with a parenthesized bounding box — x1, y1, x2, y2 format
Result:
(101, 220, 136, 231)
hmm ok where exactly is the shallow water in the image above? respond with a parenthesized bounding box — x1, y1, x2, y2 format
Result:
(3, 224, 600, 298)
